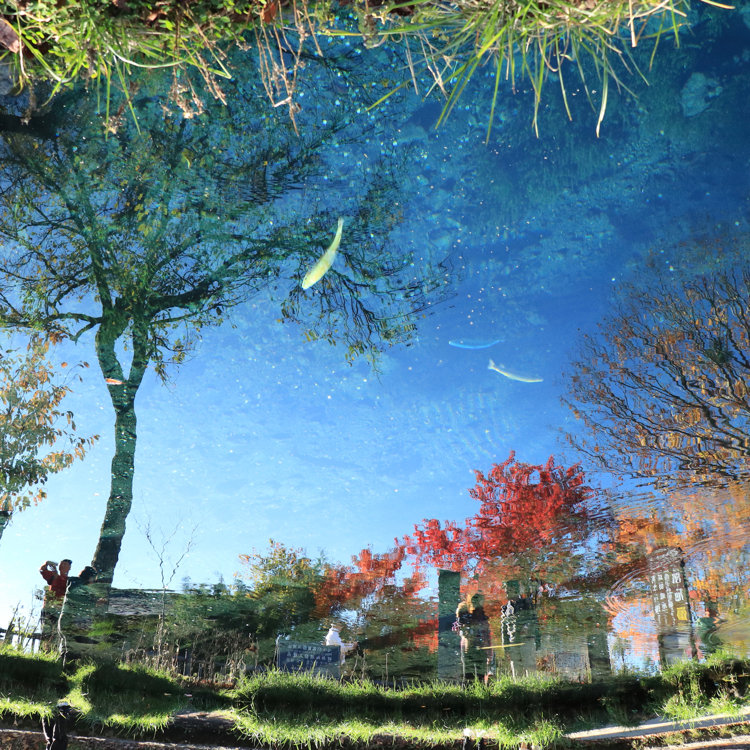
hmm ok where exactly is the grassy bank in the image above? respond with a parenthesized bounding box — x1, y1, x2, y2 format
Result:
(1, 646, 750, 748)
(0, 0, 732, 132)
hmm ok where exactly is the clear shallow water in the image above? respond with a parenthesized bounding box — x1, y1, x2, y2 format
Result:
(0, 5, 748, 682)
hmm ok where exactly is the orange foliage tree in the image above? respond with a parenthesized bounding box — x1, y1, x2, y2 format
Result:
(596, 479, 750, 653)
(315, 547, 429, 623)
(312, 545, 436, 673)
(0, 337, 96, 540)
(315, 547, 411, 615)
(677, 483, 750, 615)
(632, 484, 750, 617)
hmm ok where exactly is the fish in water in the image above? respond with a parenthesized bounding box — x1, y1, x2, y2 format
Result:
(488, 358, 543, 383)
(449, 339, 501, 350)
(302, 218, 345, 290)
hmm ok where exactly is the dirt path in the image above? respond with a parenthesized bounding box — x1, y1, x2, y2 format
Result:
(568, 706, 750, 743)
(3, 708, 750, 750)
(0, 711, 258, 750)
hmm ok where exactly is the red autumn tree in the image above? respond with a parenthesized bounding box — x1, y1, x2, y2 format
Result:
(402, 452, 594, 590)
(314, 545, 427, 619)
(314, 545, 434, 671)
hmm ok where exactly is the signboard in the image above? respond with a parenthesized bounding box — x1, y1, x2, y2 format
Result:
(648, 547, 690, 631)
(277, 641, 341, 678)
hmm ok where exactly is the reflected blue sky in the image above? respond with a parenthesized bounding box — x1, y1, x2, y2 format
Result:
(1, 10, 749, 643)
(0, 230, 614, 618)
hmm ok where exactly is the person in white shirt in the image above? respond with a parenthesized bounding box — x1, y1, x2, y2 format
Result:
(324, 624, 357, 664)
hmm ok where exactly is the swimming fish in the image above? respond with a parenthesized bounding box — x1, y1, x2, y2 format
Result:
(488, 358, 543, 383)
(449, 339, 501, 350)
(301, 218, 344, 290)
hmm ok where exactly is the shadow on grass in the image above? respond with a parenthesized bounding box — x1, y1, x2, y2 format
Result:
(0, 648, 67, 721)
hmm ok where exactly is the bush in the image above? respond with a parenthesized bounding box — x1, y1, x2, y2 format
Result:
(0, 648, 66, 689)
(77, 661, 180, 696)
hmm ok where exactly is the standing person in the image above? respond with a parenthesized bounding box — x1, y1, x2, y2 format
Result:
(39, 559, 71, 600)
(39, 559, 72, 650)
(324, 624, 357, 665)
(70, 565, 97, 588)
(455, 599, 472, 679)
(458, 592, 493, 683)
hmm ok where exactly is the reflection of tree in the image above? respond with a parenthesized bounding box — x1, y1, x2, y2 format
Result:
(681, 484, 750, 620)
(397, 455, 596, 680)
(315, 547, 414, 616)
(613, 484, 750, 621)
(238, 540, 326, 641)
(229, 454, 598, 677)
(314, 547, 433, 677)
(0, 337, 96, 541)
(155, 543, 434, 677)
(141, 543, 329, 672)
(0, 74, 442, 588)
(565, 266, 750, 488)
(589, 477, 750, 664)
(402, 453, 593, 595)
(166, 579, 261, 674)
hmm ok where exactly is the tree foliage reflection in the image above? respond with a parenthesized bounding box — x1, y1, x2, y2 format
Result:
(0, 72, 443, 589)
(402, 453, 594, 601)
(565, 260, 750, 488)
(0, 337, 96, 539)
(238, 540, 327, 640)
(608, 482, 750, 637)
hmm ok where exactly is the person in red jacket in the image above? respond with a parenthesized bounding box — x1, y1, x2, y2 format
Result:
(39, 559, 71, 599)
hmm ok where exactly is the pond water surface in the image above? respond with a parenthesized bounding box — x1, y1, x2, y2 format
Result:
(0, 4, 749, 682)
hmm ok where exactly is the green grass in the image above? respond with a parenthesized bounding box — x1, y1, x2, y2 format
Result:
(360, 0, 704, 136)
(0, 649, 749, 747)
(0, 0, 732, 135)
(232, 712, 467, 748)
(0, 0, 238, 106)
(228, 667, 643, 747)
(66, 662, 191, 734)
(0, 646, 66, 687)
(0, 694, 55, 721)
(231, 710, 568, 748)
(234, 667, 599, 718)
(0, 645, 67, 719)
(0, 647, 191, 735)
(655, 656, 750, 723)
